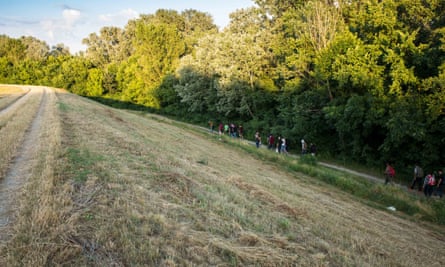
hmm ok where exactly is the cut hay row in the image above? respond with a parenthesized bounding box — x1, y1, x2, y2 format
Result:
(1, 88, 444, 266)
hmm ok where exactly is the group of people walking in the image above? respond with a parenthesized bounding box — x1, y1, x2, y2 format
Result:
(213, 122, 317, 157)
(256, 132, 317, 157)
(261, 132, 289, 154)
(212, 122, 244, 139)
(213, 121, 443, 199)
(385, 162, 445, 198)
(410, 164, 444, 198)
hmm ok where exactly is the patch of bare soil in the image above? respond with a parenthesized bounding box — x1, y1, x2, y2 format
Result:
(0, 87, 49, 240)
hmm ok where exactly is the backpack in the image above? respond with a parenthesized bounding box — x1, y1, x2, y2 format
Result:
(388, 166, 395, 177)
(428, 175, 436, 186)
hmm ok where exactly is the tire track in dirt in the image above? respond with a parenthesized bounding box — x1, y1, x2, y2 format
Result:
(0, 87, 48, 240)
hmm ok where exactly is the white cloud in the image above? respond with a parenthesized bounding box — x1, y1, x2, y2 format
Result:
(62, 8, 81, 28)
(37, 7, 82, 43)
(121, 8, 139, 18)
(99, 8, 138, 25)
(40, 19, 55, 41)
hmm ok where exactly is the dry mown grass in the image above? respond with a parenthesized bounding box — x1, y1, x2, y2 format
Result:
(0, 88, 41, 178)
(1, 89, 445, 266)
(0, 85, 29, 110)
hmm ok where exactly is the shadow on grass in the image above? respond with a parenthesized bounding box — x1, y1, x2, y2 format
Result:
(87, 96, 158, 113)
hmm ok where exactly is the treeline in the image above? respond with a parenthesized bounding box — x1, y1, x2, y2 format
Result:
(1, 0, 444, 178)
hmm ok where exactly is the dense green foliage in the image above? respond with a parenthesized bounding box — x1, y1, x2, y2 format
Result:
(1, 1, 444, 179)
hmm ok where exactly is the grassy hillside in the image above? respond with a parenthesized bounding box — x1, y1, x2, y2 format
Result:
(1, 87, 445, 266)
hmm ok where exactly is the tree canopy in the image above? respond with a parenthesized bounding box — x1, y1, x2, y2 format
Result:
(1, 0, 444, 175)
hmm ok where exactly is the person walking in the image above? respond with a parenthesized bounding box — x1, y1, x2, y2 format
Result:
(411, 163, 424, 191)
(310, 143, 317, 156)
(218, 123, 224, 139)
(208, 120, 214, 133)
(384, 162, 395, 185)
(301, 139, 307, 155)
(230, 123, 236, 137)
(423, 172, 436, 198)
(255, 131, 261, 148)
(267, 134, 275, 150)
(276, 135, 281, 153)
(238, 125, 244, 139)
(281, 137, 288, 155)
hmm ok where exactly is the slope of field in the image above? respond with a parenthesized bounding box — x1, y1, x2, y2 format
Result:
(0, 86, 444, 266)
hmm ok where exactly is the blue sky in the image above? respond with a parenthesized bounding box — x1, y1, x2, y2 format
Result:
(0, 0, 254, 53)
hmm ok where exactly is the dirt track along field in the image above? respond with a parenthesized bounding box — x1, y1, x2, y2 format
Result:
(0, 86, 444, 266)
(0, 86, 54, 239)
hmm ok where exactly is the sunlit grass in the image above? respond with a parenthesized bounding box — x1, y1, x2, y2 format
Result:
(0, 90, 41, 178)
(0, 85, 27, 96)
(1, 89, 444, 266)
(0, 85, 29, 110)
(218, 135, 444, 224)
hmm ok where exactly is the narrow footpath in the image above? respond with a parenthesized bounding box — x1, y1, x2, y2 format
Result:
(202, 128, 389, 185)
(0, 87, 49, 240)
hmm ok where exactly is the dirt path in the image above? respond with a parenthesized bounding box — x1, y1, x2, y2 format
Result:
(317, 161, 383, 182)
(199, 127, 386, 183)
(0, 87, 49, 240)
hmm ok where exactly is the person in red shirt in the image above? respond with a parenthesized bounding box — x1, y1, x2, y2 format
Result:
(267, 134, 275, 150)
(384, 162, 395, 185)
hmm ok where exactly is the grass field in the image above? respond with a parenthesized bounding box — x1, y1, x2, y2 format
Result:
(0, 85, 27, 95)
(0, 85, 29, 110)
(0, 86, 444, 266)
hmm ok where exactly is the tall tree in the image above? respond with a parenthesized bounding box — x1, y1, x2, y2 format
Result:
(270, 0, 344, 93)
(82, 27, 128, 67)
(0, 35, 26, 65)
(137, 9, 217, 55)
(181, 9, 218, 54)
(118, 20, 185, 108)
(50, 44, 70, 57)
(176, 7, 277, 119)
(254, 0, 304, 18)
(20, 36, 49, 61)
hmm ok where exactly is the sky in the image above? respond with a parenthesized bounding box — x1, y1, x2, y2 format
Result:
(0, 0, 254, 53)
